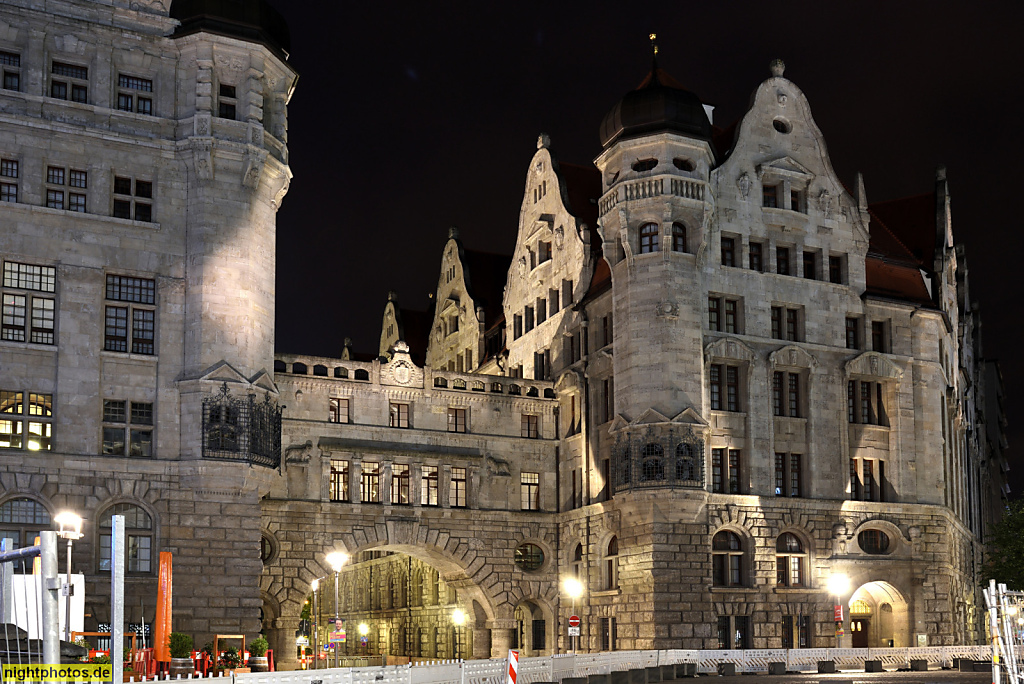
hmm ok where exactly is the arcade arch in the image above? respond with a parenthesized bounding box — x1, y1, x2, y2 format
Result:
(848, 580, 909, 648)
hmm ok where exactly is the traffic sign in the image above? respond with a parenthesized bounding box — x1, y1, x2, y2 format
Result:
(568, 627, 580, 637)
(834, 605, 843, 621)
(568, 615, 580, 628)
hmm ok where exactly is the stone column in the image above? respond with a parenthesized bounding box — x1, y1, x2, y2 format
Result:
(489, 620, 515, 658)
(268, 617, 298, 671)
(351, 460, 362, 503)
(472, 627, 490, 660)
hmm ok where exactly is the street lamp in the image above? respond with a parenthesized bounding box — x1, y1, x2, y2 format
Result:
(310, 578, 321, 670)
(562, 577, 584, 654)
(325, 551, 349, 667)
(357, 622, 369, 656)
(54, 511, 83, 642)
(452, 608, 466, 659)
(827, 573, 850, 649)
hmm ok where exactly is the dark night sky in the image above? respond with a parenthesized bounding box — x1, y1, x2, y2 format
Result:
(272, 2, 1022, 490)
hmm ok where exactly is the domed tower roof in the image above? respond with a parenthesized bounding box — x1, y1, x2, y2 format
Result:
(599, 65, 711, 148)
(170, 0, 291, 61)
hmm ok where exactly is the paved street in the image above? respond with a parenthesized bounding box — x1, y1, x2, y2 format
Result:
(686, 670, 992, 683)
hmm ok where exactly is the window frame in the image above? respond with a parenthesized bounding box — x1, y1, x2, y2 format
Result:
(101, 399, 153, 458)
(421, 465, 439, 506)
(98, 502, 154, 574)
(711, 530, 745, 587)
(0, 391, 52, 452)
(104, 274, 156, 356)
(389, 402, 410, 428)
(50, 61, 89, 104)
(112, 175, 153, 223)
(329, 459, 349, 501)
(116, 73, 154, 116)
(1, 158, 20, 203)
(638, 223, 659, 254)
(520, 471, 540, 511)
(1, 50, 21, 92)
(328, 397, 350, 424)
(774, 533, 806, 587)
(449, 467, 467, 507)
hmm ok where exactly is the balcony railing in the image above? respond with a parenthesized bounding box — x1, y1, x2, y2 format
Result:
(599, 175, 707, 216)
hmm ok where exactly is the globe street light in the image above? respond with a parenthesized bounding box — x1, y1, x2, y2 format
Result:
(54, 511, 83, 642)
(452, 608, 467, 659)
(325, 551, 349, 667)
(827, 573, 850, 649)
(562, 577, 585, 654)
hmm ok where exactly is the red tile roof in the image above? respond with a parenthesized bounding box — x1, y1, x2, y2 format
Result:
(865, 191, 938, 307)
(870, 193, 936, 264)
(864, 258, 933, 306)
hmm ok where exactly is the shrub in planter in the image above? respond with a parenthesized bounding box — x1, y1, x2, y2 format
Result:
(89, 655, 111, 665)
(248, 636, 270, 672)
(220, 646, 242, 670)
(169, 633, 194, 659)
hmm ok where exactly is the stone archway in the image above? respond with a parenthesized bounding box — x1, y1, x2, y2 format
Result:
(512, 599, 553, 657)
(261, 523, 503, 669)
(849, 581, 909, 647)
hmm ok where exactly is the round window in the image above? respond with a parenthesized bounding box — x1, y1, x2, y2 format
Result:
(773, 118, 792, 134)
(858, 529, 890, 554)
(260, 533, 278, 563)
(514, 543, 545, 571)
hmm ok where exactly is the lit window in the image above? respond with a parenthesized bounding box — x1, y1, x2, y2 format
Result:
(328, 397, 349, 423)
(329, 459, 349, 501)
(520, 472, 539, 510)
(421, 465, 438, 506)
(449, 467, 467, 507)
(391, 464, 410, 504)
(603, 536, 619, 589)
(0, 391, 51, 451)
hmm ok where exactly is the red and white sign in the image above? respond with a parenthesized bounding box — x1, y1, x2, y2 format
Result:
(834, 605, 844, 622)
(568, 615, 580, 628)
(506, 650, 519, 684)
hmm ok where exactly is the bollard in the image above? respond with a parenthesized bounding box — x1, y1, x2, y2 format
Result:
(767, 662, 785, 675)
(716, 663, 735, 676)
(659, 665, 674, 681)
(864, 660, 883, 672)
(910, 659, 927, 671)
(674, 663, 696, 678)
(817, 661, 836, 673)
(958, 658, 975, 672)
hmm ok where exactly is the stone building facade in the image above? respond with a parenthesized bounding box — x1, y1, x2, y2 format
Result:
(0, 0, 1008, 671)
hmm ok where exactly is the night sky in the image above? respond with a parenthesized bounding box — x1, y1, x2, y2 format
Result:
(272, 2, 1021, 491)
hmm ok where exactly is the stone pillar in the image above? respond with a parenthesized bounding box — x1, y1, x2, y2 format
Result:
(351, 460, 362, 503)
(472, 627, 490, 660)
(268, 617, 298, 671)
(489, 620, 515, 658)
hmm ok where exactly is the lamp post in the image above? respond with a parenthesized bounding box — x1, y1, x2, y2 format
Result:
(311, 578, 320, 670)
(325, 551, 349, 668)
(54, 511, 83, 642)
(827, 573, 850, 649)
(452, 608, 466, 659)
(562, 577, 584, 654)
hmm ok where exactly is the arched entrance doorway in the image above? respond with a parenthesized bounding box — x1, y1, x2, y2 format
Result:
(511, 600, 550, 657)
(848, 581, 909, 647)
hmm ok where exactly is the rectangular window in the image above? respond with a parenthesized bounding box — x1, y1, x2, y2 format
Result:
(776, 247, 790, 276)
(871, 321, 887, 353)
(775, 452, 785, 496)
(389, 402, 409, 428)
(562, 279, 573, 309)
(0, 182, 15, 203)
(749, 242, 763, 272)
(112, 176, 154, 222)
(548, 288, 560, 317)
(710, 365, 722, 410)
(772, 372, 783, 417)
(2, 294, 26, 342)
(538, 241, 552, 263)
(790, 189, 802, 212)
(513, 315, 522, 340)
(785, 308, 799, 341)
(361, 462, 380, 503)
(218, 83, 237, 119)
(524, 306, 534, 332)
(790, 453, 802, 497)
(725, 300, 737, 334)
(450, 467, 467, 507)
(863, 459, 874, 501)
(788, 373, 800, 417)
(101, 399, 150, 457)
(421, 465, 439, 506)
(708, 297, 720, 331)
(712, 448, 724, 493)
(536, 297, 546, 325)
(845, 317, 860, 349)
(782, 616, 793, 649)
(721, 237, 735, 267)
(728, 449, 740, 493)
(329, 459, 349, 501)
(771, 307, 782, 340)
(521, 414, 539, 438)
(51, 62, 88, 103)
(521, 471, 539, 511)
(763, 184, 778, 208)
(117, 74, 154, 115)
(847, 381, 856, 423)
(829, 255, 843, 284)
(1, 50, 21, 92)
(726, 367, 739, 412)
(1, 158, 18, 203)
(328, 397, 349, 423)
(802, 251, 817, 280)
(447, 407, 466, 433)
(131, 309, 154, 354)
(602, 314, 613, 348)
(850, 457, 860, 499)
(391, 464, 410, 504)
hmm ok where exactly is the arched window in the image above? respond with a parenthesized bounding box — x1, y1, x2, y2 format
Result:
(672, 223, 687, 252)
(0, 498, 51, 558)
(775, 533, 806, 586)
(603, 536, 619, 590)
(99, 503, 153, 573)
(675, 443, 697, 481)
(712, 531, 744, 587)
(640, 444, 664, 481)
(572, 542, 583, 577)
(639, 223, 659, 254)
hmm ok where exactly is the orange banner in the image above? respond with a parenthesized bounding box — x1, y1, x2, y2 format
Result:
(153, 552, 172, 662)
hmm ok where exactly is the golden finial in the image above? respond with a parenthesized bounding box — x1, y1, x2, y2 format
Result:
(649, 33, 659, 56)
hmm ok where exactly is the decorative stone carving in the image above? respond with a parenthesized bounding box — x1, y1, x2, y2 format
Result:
(191, 139, 213, 181)
(284, 440, 314, 464)
(517, 256, 527, 279)
(242, 149, 267, 191)
(195, 114, 210, 137)
(215, 56, 245, 72)
(485, 455, 511, 477)
(777, 92, 788, 107)
(655, 300, 679, 318)
(736, 173, 751, 198)
(249, 125, 264, 147)
(816, 188, 834, 218)
(536, 133, 550, 150)
(554, 226, 564, 249)
(129, 0, 169, 14)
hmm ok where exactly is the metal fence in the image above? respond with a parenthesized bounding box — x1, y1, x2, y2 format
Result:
(114, 644, 994, 683)
(985, 579, 1024, 683)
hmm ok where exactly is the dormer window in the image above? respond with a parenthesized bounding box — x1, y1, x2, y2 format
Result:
(790, 189, 804, 212)
(762, 184, 779, 208)
(631, 158, 657, 173)
(538, 241, 552, 264)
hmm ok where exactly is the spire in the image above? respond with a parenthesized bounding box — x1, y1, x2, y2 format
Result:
(649, 33, 659, 74)
(855, 172, 868, 213)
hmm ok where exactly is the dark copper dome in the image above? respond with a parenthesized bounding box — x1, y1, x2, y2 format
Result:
(599, 66, 711, 148)
(171, 0, 290, 61)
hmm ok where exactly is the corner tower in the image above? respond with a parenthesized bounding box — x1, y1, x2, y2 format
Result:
(593, 61, 715, 426)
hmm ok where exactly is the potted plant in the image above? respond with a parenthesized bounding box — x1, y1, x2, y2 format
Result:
(219, 645, 247, 673)
(169, 633, 195, 678)
(248, 636, 269, 672)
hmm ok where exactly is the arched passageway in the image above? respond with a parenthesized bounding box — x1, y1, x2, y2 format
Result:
(849, 581, 909, 648)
